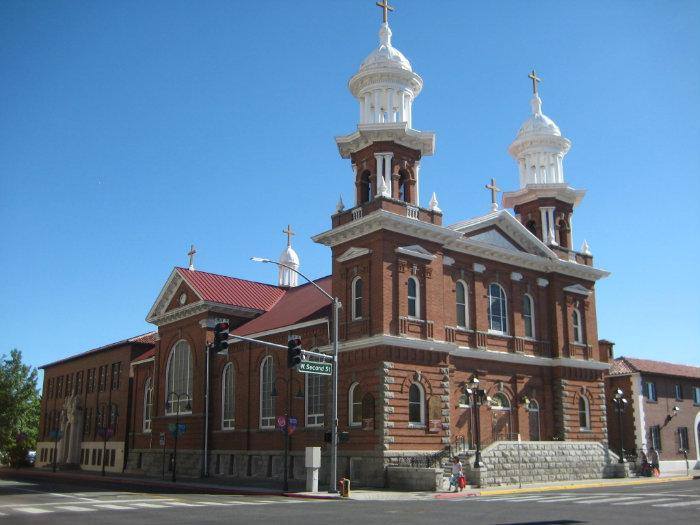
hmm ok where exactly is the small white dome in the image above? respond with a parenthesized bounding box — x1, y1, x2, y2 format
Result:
(359, 23, 412, 73)
(279, 245, 299, 267)
(516, 94, 561, 138)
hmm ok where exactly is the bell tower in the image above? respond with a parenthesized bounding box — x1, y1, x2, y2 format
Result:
(502, 71, 585, 254)
(334, 2, 437, 221)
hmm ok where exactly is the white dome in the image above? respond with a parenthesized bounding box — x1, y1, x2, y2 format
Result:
(359, 23, 412, 73)
(516, 94, 561, 138)
(279, 245, 299, 267)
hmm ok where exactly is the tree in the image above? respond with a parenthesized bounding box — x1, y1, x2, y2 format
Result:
(0, 349, 40, 467)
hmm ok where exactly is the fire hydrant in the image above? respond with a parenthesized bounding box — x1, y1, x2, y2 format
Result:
(338, 478, 351, 497)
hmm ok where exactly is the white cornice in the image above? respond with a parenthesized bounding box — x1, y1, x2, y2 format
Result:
(313, 208, 609, 282)
(315, 334, 609, 371)
(148, 301, 262, 327)
(335, 123, 435, 158)
(395, 244, 436, 261)
(563, 283, 593, 296)
(502, 184, 586, 208)
(336, 247, 372, 263)
(146, 269, 201, 323)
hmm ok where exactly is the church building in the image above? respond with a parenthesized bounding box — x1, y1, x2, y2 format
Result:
(36, 5, 615, 487)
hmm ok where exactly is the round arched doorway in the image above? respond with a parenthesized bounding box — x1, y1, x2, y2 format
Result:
(490, 393, 512, 441)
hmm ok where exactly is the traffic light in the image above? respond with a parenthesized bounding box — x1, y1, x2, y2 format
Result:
(287, 335, 303, 368)
(213, 322, 230, 354)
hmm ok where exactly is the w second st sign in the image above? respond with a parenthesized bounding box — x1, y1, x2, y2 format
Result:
(298, 361, 333, 376)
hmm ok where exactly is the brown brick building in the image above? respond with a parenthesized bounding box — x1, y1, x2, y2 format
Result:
(606, 357, 700, 471)
(35, 14, 618, 486)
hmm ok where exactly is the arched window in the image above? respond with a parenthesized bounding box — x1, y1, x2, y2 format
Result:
(259, 356, 275, 429)
(407, 276, 420, 318)
(143, 377, 153, 433)
(527, 399, 540, 441)
(523, 293, 535, 339)
(488, 283, 508, 334)
(348, 382, 362, 427)
(489, 393, 511, 410)
(165, 340, 193, 414)
(558, 219, 569, 248)
(351, 277, 363, 320)
(408, 383, 425, 426)
(456, 280, 468, 328)
(305, 373, 324, 427)
(578, 396, 590, 430)
(359, 171, 371, 204)
(398, 169, 409, 202)
(490, 393, 512, 441)
(572, 308, 584, 343)
(221, 363, 235, 430)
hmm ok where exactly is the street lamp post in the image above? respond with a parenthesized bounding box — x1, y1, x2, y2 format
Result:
(50, 409, 65, 473)
(271, 375, 305, 492)
(612, 388, 628, 463)
(465, 377, 487, 468)
(167, 392, 191, 483)
(251, 256, 341, 493)
(98, 402, 118, 476)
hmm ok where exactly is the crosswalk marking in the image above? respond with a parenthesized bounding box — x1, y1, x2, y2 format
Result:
(161, 501, 206, 507)
(612, 498, 675, 506)
(55, 505, 96, 512)
(195, 501, 228, 506)
(539, 496, 599, 503)
(16, 507, 53, 514)
(132, 502, 169, 508)
(576, 496, 644, 504)
(94, 504, 133, 510)
(652, 499, 700, 508)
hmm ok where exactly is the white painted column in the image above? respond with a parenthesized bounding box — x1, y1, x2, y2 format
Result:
(557, 154, 564, 183)
(519, 158, 526, 187)
(414, 160, 421, 206)
(373, 90, 381, 123)
(539, 207, 548, 243)
(406, 95, 413, 127)
(384, 152, 394, 197)
(547, 208, 557, 245)
(387, 89, 395, 122)
(374, 153, 385, 197)
(398, 91, 405, 122)
(568, 213, 574, 250)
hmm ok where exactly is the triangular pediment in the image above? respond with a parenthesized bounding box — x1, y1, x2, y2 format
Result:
(336, 246, 372, 263)
(145, 269, 203, 324)
(449, 210, 557, 259)
(395, 244, 436, 261)
(563, 283, 592, 296)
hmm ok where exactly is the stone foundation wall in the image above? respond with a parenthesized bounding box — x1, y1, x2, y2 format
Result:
(463, 441, 621, 486)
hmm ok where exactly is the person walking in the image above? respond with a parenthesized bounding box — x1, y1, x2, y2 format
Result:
(449, 456, 465, 492)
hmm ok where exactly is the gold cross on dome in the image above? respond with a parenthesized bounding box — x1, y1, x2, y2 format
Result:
(283, 224, 295, 247)
(187, 244, 196, 271)
(485, 178, 501, 211)
(528, 69, 542, 95)
(376, 0, 395, 24)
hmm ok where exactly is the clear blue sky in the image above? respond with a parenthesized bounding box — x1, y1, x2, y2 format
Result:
(1, 1, 699, 377)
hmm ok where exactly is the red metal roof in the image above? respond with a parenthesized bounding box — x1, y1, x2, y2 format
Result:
(234, 276, 332, 336)
(176, 267, 285, 312)
(610, 357, 700, 380)
(132, 347, 156, 364)
(41, 331, 158, 369)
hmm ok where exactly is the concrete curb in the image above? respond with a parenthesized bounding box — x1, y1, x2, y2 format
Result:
(476, 475, 697, 497)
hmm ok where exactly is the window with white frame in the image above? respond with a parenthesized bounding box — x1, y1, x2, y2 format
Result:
(221, 363, 235, 429)
(456, 280, 468, 328)
(523, 293, 535, 338)
(674, 384, 683, 401)
(351, 277, 363, 320)
(572, 309, 583, 343)
(165, 340, 193, 414)
(408, 382, 425, 426)
(306, 373, 324, 427)
(143, 377, 153, 433)
(348, 382, 362, 426)
(259, 356, 275, 429)
(650, 425, 662, 451)
(644, 381, 657, 402)
(578, 396, 590, 430)
(407, 276, 420, 318)
(694, 386, 700, 404)
(488, 283, 508, 334)
(678, 427, 689, 451)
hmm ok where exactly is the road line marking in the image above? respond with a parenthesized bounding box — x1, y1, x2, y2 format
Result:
(94, 504, 134, 510)
(55, 506, 96, 512)
(15, 507, 53, 514)
(161, 501, 206, 507)
(612, 498, 676, 506)
(0, 497, 175, 509)
(576, 496, 645, 504)
(131, 503, 169, 508)
(653, 499, 700, 508)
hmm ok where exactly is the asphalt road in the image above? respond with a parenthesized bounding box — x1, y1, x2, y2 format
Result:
(0, 475, 697, 524)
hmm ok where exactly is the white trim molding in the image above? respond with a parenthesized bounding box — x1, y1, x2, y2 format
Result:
(336, 246, 372, 262)
(395, 244, 436, 261)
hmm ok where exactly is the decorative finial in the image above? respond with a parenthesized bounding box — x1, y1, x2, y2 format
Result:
(581, 239, 591, 255)
(283, 224, 295, 247)
(429, 192, 442, 213)
(187, 244, 197, 271)
(376, 0, 394, 24)
(485, 178, 501, 211)
(528, 69, 541, 95)
(336, 195, 345, 213)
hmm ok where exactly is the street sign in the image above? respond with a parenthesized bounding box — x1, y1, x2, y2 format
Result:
(159, 432, 166, 446)
(168, 423, 186, 437)
(288, 417, 298, 435)
(298, 361, 333, 376)
(277, 416, 287, 428)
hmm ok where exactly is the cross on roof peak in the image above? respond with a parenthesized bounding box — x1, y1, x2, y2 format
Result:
(376, 0, 395, 24)
(528, 69, 542, 95)
(187, 244, 196, 271)
(283, 224, 295, 247)
(485, 178, 501, 211)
